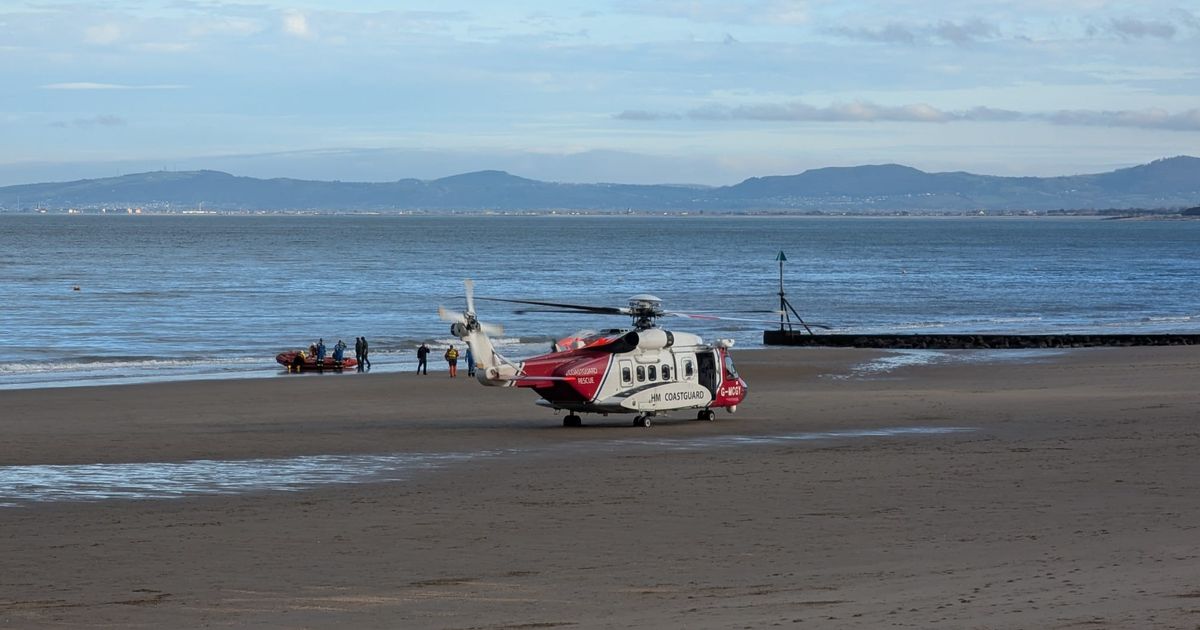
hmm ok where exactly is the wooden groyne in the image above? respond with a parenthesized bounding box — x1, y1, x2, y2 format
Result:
(762, 331, 1200, 349)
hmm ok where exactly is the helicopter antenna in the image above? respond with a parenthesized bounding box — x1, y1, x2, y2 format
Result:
(776, 251, 815, 335)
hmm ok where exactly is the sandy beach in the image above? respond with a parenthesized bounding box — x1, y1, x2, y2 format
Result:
(2, 347, 1198, 628)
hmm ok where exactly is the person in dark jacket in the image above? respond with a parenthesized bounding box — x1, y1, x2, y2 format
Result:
(361, 337, 370, 371)
(355, 337, 364, 372)
(416, 343, 429, 375)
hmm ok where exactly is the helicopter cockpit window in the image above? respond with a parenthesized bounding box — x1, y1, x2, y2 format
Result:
(647, 365, 657, 381)
(636, 366, 646, 382)
(724, 354, 740, 379)
(661, 364, 671, 380)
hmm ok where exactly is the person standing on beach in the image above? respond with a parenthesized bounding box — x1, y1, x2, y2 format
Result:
(361, 337, 371, 371)
(416, 343, 429, 375)
(315, 339, 326, 364)
(465, 345, 476, 378)
(333, 340, 347, 367)
(354, 337, 364, 372)
(444, 345, 459, 377)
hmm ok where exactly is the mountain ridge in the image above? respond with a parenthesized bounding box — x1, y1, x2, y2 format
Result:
(2, 156, 1197, 212)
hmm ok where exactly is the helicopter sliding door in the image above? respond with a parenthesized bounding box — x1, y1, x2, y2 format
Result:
(696, 351, 718, 398)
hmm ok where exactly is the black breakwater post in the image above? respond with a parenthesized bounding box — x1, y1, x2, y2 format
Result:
(762, 331, 1200, 349)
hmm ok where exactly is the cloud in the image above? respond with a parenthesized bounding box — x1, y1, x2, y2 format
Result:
(616, 100, 1200, 131)
(185, 16, 265, 39)
(1042, 108, 1200, 131)
(828, 23, 917, 45)
(282, 11, 312, 38)
(615, 0, 810, 26)
(679, 101, 1021, 123)
(933, 19, 1000, 45)
(134, 42, 195, 53)
(84, 23, 122, 45)
(40, 83, 186, 90)
(1107, 17, 1176, 39)
(828, 18, 1000, 45)
(1086, 14, 1195, 39)
(50, 115, 127, 128)
(614, 110, 682, 121)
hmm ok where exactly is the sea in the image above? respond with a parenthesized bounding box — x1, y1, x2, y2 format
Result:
(1, 214, 1197, 390)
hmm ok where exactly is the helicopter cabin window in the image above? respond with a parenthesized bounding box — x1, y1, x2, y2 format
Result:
(647, 365, 657, 381)
(621, 366, 632, 385)
(661, 364, 672, 380)
(684, 360, 694, 378)
(636, 365, 646, 382)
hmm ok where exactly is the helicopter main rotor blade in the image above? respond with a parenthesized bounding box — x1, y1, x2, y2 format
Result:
(476, 296, 628, 316)
(464, 279, 476, 315)
(479, 322, 505, 335)
(438, 306, 465, 323)
(664, 311, 831, 328)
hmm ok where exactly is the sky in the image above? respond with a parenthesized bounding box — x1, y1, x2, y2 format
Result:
(2, 0, 1198, 186)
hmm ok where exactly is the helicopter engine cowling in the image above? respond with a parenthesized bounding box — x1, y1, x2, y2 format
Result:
(614, 328, 674, 352)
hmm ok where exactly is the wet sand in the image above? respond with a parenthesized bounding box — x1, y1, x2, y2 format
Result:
(2, 347, 1199, 628)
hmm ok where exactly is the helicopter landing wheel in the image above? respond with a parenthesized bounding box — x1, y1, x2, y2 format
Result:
(563, 414, 582, 427)
(634, 414, 652, 428)
(697, 409, 716, 422)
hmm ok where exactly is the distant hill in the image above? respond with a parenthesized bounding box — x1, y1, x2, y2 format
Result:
(2, 156, 1198, 213)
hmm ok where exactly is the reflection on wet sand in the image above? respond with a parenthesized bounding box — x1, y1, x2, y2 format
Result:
(0, 426, 972, 506)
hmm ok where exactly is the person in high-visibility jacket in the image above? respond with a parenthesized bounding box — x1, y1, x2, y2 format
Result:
(444, 345, 459, 377)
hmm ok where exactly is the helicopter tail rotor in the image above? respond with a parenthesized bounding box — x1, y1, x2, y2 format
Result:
(438, 279, 504, 337)
(439, 280, 518, 385)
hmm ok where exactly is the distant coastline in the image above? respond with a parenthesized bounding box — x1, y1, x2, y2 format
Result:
(2, 208, 1195, 219)
(2, 156, 1198, 215)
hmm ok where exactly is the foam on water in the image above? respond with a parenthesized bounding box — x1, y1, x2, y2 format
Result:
(0, 338, 553, 391)
(0, 426, 973, 506)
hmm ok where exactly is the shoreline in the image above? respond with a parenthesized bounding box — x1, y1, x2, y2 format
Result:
(0, 342, 1131, 393)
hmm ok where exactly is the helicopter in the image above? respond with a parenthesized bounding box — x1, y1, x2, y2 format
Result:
(438, 280, 757, 428)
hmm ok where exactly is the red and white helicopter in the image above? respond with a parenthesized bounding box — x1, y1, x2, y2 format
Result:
(438, 280, 756, 427)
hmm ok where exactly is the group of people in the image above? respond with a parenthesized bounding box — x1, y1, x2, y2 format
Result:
(297, 338, 473, 377)
(415, 342, 474, 377)
(304, 337, 370, 370)
(353, 337, 371, 372)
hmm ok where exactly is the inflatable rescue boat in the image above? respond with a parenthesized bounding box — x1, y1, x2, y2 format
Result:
(276, 351, 357, 372)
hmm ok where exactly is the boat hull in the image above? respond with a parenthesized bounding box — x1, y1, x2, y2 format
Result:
(275, 351, 358, 372)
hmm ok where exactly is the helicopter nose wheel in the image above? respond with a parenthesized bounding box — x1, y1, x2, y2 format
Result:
(633, 414, 652, 428)
(697, 409, 716, 422)
(563, 414, 582, 427)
